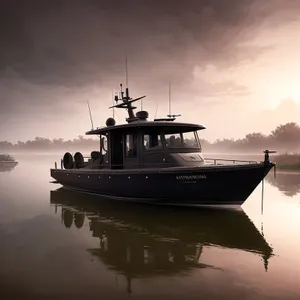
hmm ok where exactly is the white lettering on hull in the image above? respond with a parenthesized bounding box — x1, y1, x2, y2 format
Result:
(176, 175, 207, 180)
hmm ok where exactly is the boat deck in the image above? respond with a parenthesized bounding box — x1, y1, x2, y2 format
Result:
(51, 159, 265, 175)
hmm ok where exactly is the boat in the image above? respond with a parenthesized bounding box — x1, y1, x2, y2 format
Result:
(0, 154, 17, 162)
(50, 188, 273, 294)
(0, 154, 18, 172)
(50, 84, 276, 206)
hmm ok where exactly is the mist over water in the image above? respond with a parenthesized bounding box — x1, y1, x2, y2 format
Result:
(0, 155, 299, 299)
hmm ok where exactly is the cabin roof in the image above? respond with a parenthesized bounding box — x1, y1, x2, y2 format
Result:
(85, 121, 206, 135)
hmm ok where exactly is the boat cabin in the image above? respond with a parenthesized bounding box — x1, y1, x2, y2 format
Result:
(85, 120, 206, 169)
(63, 84, 206, 170)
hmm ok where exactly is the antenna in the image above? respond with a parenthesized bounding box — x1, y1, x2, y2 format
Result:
(165, 80, 181, 120)
(141, 93, 143, 110)
(154, 104, 159, 119)
(169, 81, 171, 116)
(87, 100, 94, 130)
(125, 53, 128, 88)
(112, 90, 115, 118)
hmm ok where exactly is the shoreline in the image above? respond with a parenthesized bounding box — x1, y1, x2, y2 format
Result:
(272, 153, 300, 172)
(273, 169, 300, 174)
(3, 151, 300, 172)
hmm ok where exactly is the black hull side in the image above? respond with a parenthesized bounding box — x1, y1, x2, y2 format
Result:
(50, 163, 274, 206)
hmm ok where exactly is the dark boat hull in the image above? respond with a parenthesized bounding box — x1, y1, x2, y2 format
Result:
(50, 162, 275, 206)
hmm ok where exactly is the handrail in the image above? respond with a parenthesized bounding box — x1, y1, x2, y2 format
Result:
(204, 158, 258, 165)
(80, 156, 258, 165)
(57, 158, 260, 170)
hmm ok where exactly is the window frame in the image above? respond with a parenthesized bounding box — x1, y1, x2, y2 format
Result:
(142, 132, 163, 152)
(125, 132, 138, 158)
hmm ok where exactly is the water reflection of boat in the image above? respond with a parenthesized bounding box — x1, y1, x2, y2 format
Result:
(266, 172, 300, 197)
(50, 188, 273, 294)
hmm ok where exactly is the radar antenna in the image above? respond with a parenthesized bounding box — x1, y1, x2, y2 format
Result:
(109, 55, 147, 123)
(109, 84, 146, 123)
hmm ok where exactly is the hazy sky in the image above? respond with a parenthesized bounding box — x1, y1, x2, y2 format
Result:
(1, 0, 300, 143)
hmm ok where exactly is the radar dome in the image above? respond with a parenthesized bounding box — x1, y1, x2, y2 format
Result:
(106, 117, 116, 126)
(136, 110, 149, 121)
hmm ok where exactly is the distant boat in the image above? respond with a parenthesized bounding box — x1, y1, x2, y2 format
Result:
(50, 84, 276, 206)
(0, 154, 18, 163)
(0, 154, 18, 172)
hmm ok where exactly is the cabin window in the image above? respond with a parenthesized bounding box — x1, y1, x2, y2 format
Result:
(143, 133, 162, 150)
(165, 132, 200, 149)
(125, 133, 137, 158)
(182, 132, 200, 149)
(100, 134, 108, 154)
(165, 133, 182, 148)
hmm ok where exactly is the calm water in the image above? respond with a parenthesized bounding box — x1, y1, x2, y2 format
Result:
(1, 155, 300, 299)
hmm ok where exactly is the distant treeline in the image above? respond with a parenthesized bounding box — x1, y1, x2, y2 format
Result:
(1, 122, 300, 153)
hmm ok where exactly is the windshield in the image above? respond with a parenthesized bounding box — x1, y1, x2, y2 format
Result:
(142, 131, 201, 151)
(165, 131, 200, 149)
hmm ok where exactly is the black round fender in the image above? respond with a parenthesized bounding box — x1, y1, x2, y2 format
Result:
(63, 152, 74, 169)
(74, 152, 84, 168)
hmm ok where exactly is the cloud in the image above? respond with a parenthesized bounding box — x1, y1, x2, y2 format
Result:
(1, 0, 300, 141)
(1, 0, 299, 89)
(0, 68, 80, 116)
(192, 80, 250, 99)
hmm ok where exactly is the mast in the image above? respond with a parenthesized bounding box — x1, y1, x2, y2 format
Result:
(125, 53, 128, 88)
(109, 84, 146, 123)
(108, 55, 147, 122)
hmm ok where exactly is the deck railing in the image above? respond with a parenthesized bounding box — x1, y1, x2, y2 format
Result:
(56, 157, 259, 169)
(204, 158, 259, 165)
